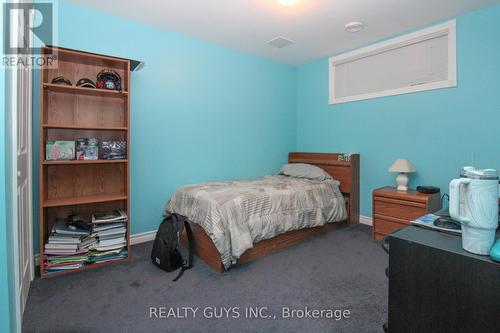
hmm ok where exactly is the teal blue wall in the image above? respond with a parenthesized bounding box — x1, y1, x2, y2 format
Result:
(32, 1, 297, 250)
(296, 5, 500, 217)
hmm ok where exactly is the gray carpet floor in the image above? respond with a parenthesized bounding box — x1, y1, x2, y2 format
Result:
(23, 224, 388, 333)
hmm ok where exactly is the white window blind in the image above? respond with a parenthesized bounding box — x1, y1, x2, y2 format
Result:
(329, 20, 456, 104)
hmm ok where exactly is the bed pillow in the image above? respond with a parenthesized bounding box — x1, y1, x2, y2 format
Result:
(279, 163, 332, 181)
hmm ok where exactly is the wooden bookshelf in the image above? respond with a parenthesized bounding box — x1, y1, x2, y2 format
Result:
(39, 46, 131, 279)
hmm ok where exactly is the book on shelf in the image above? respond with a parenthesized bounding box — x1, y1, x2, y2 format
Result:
(89, 248, 123, 257)
(96, 237, 126, 246)
(79, 236, 98, 249)
(91, 255, 127, 264)
(92, 222, 127, 232)
(47, 237, 82, 245)
(44, 263, 85, 272)
(44, 250, 89, 256)
(96, 227, 126, 238)
(44, 243, 79, 250)
(90, 243, 127, 252)
(91, 210, 127, 224)
(46, 255, 88, 263)
(88, 250, 128, 264)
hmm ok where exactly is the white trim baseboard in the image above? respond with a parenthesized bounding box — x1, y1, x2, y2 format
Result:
(130, 230, 157, 245)
(34, 230, 158, 266)
(359, 215, 373, 226)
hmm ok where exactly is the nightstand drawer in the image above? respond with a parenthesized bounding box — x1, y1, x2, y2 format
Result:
(374, 197, 426, 221)
(374, 216, 408, 236)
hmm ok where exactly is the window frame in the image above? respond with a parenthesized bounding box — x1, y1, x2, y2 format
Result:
(328, 20, 456, 105)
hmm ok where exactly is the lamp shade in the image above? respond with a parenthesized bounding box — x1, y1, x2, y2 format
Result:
(389, 159, 416, 173)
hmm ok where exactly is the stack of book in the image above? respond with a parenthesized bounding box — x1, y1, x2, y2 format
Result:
(43, 210, 128, 275)
(43, 219, 96, 274)
(88, 210, 128, 264)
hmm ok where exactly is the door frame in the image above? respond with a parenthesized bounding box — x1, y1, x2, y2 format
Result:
(5, 3, 35, 332)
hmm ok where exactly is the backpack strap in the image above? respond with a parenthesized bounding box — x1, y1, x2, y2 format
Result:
(172, 221, 194, 282)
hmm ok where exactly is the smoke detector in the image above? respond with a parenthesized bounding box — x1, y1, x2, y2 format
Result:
(267, 37, 294, 48)
(345, 21, 364, 33)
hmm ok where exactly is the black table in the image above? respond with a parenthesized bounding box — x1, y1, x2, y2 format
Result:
(387, 226, 500, 333)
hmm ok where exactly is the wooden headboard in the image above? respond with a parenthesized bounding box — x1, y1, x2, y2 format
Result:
(288, 152, 360, 224)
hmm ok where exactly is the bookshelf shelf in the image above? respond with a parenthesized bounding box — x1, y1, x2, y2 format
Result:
(39, 46, 131, 278)
(43, 194, 128, 208)
(43, 82, 128, 97)
(43, 159, 128, 165)
(42, 124, 128, 131)
(42, 257, 129, 279)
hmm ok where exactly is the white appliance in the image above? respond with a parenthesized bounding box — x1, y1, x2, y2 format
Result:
(449, 167, 499, 255)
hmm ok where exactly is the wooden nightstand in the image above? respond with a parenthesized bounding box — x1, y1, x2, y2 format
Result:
(372, 186, 441, 240)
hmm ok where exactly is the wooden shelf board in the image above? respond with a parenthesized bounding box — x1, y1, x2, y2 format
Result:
(41, 256, 130, 279)
(43, 83, 128, 97)
(42, 124, 128, 131)
(49, 46, 130, 66)
(43, 159, 128, 165)
(43, 194, 128, 208)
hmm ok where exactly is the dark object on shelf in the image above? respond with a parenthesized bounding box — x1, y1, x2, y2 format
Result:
(68, 214, 91, 230)
(388, 226, 500, 333)
(434, 216, 461, 230)
(51, 76, 72, 86)
(151, 214, 194, 282)
(102, 141, 126, 160)
(96, 69, 122, 91)
(76, 78, 96, 88)
(416, 186, 440, 194)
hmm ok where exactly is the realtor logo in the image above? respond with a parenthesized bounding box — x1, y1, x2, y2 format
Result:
(2, 2, 58, 68)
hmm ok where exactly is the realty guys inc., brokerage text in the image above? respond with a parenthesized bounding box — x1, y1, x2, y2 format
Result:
(150, 306, 351, 321)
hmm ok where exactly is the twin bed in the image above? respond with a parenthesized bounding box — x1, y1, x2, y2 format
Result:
(165, 152, 360, 272)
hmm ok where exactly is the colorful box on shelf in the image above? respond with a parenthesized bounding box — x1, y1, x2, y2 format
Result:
(45, 141, 75, 161)
(76, 138, 99, 160)
(102, 141, 127, 160)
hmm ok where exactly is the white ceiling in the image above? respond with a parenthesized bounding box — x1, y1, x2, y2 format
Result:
(65, 0, 500, 65)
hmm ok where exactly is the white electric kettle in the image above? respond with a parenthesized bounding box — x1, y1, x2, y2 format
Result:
(449, 167, 499, 255)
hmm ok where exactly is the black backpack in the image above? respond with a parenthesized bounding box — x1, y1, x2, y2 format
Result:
(151, 213, 194, 281)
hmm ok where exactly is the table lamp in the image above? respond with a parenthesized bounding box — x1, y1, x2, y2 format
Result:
(389, 159, 416, 191)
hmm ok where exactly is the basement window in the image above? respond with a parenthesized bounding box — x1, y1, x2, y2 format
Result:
(329, 20, 456, 104)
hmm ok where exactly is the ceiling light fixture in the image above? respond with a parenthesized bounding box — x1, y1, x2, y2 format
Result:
(345, 21, 364, 33)
(278, 0, 298, 7)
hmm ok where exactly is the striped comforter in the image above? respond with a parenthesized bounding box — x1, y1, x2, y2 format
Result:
(165, 175, 347, 269)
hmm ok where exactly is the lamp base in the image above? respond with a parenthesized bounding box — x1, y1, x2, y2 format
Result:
(396, 173, 409, 191)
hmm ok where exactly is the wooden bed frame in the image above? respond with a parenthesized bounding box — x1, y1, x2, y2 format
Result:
(181, 152, 360, 272)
